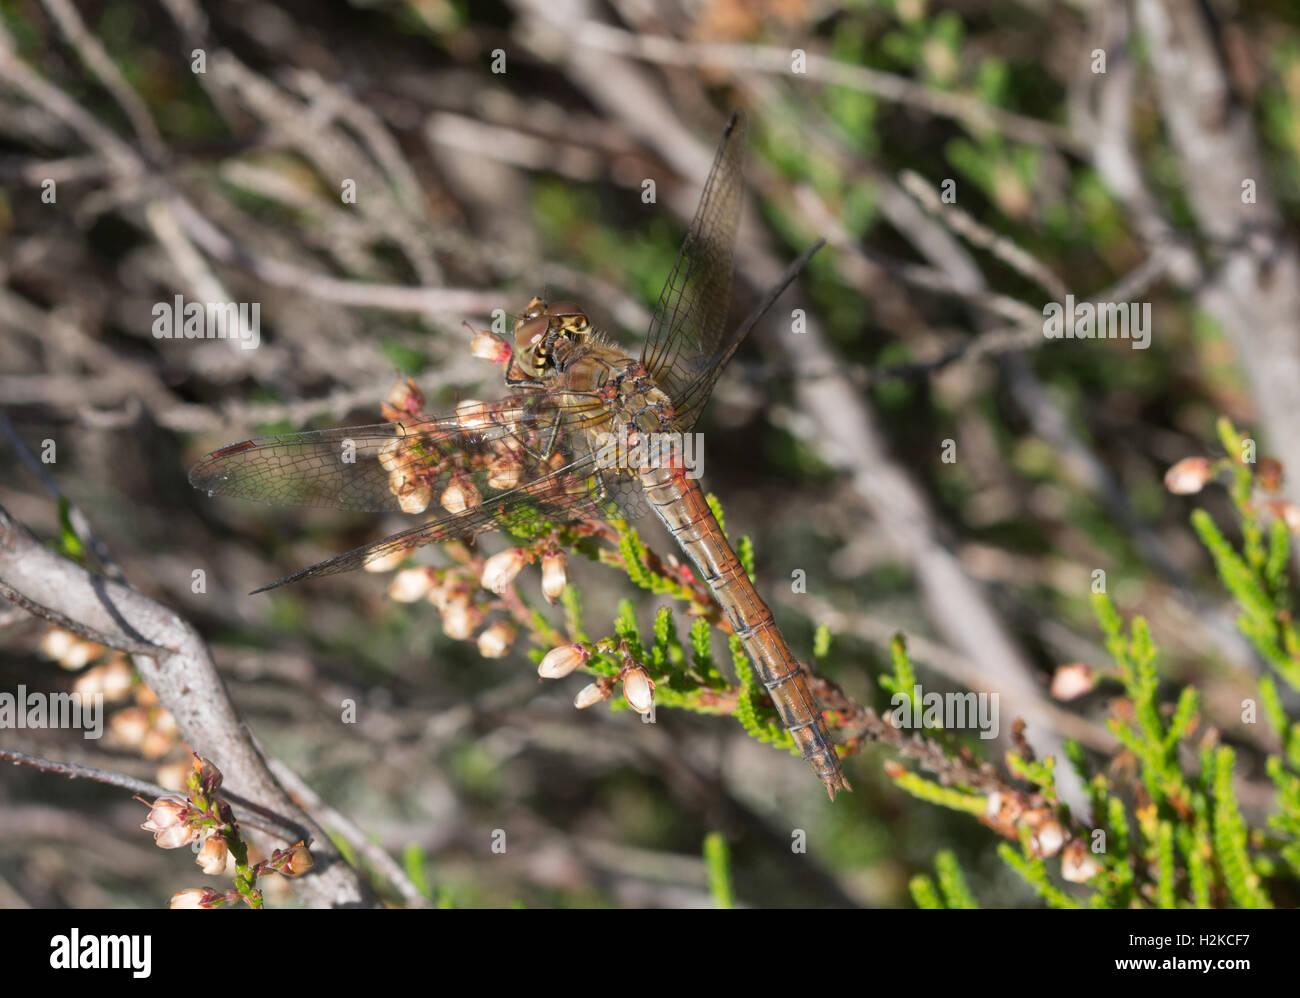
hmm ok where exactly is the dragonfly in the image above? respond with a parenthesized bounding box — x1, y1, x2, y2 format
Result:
(189, 112, 848, 799)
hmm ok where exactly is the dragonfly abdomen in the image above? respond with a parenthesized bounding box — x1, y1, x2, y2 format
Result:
(639, 462, 848, 800)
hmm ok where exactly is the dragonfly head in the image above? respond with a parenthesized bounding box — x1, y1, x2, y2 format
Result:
(513, 298, 591, 377)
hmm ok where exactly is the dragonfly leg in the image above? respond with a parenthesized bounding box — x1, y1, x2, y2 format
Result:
(501, 405, 568, 465)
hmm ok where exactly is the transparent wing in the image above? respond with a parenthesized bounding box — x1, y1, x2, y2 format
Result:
(668, 238, 826, 427)
(245, 452, 606, 592)
(188, 394, 611, 591)
(189, 396, 593, 512)
(640, 112, 746, 431)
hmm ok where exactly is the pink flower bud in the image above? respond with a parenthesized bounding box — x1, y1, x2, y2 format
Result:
(73, 659, 134, 702)
(38, 628, 79, 665)
(470, 329, 513, 364)
(486, 454, 522, 490)
(154, 821, 200, 850)
(395, 480, 432, 514)
(426, 577, 460, 612)
(169, 887, 212, 909)
(388, 567, 436, 603)
(384, 378, 424, 417)
(441, 477, 481, 514)
(278, 843, 314, 878)
(441, 601, 483, 640)
(1164, 457, 1212, 495)
(141, 727, 174, 760)
(65, 639, 103, 669)
(477, 622, 516, 658)
(377, 437, 406, 473)
(196, 835, 229, 875)
(622, 666, 655, 715)
(573, 681, 611, 709)
(1060, 839, 1101, 883)
(141, 796, 188, 833)
(538, 643, 589, 679)
(1030, 820, 1065, 858)
(541, 551, 567, 603)
(111, 707, 150, 747)
(1049, 662, 1096, 701)
(480, 548, 526, 593)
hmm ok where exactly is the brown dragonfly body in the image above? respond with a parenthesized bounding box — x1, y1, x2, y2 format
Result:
(540, 326, 845, 798)
(190, 113, 846, 798)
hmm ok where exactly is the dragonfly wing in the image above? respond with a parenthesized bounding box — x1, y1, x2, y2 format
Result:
(248, 451, 606, 592)
(640, 113, 745, 432)
(639, 114, 825, 431)
(189, 396, 563, 513)
(190, 393, 614, 590)
(667, 237, 826, 427)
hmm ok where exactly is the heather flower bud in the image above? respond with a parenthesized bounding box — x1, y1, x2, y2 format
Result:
(1164, 457, 1212, 495)
(541, 550, 567, 603)
(388, 567, 436, 603)
(984, 790, 1025, 833)
(141, 796, 188, 833)
(441, 477, 481, 514)
(141, 728, 174, 760)
(383, 377, 424, 419)
(426, 576, 459, 612)
(441, 600, 483, 640)
(486, 454, 522, 490)
(1061, 839, 1101, 883)
(622, 666, 655, 715)
(573, 681, 611, 709)
(477, 622, 516, 658)
(481, 548, 526, 593)
(73, 659, 133, 702)
(538, 643, 588, 679)
(377, 437, 406, 473)
(278, 843, 314, 878)
(39, 628, 79, 665)
(111, 707, 150, 747)
(169, 888, 212, 909)
(1049, 662, 1096, 701)
(1030, 820, 1065, 858)
(66, 639, 103, 669)
(196, 834, 229, 875)
(155, 821, 200, 850)
(394, 480, 432, 514)
(470, 329, 513, 364)
(153, 709, 178, 736)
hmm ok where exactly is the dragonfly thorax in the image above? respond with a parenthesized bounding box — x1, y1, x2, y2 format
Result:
(513, 297, 592, 379)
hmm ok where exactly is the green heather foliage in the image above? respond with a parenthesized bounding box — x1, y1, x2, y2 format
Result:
(892, 420, 1298, 907)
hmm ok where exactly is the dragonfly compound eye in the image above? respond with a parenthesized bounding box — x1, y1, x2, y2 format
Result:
(513, 315, 551, 373)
